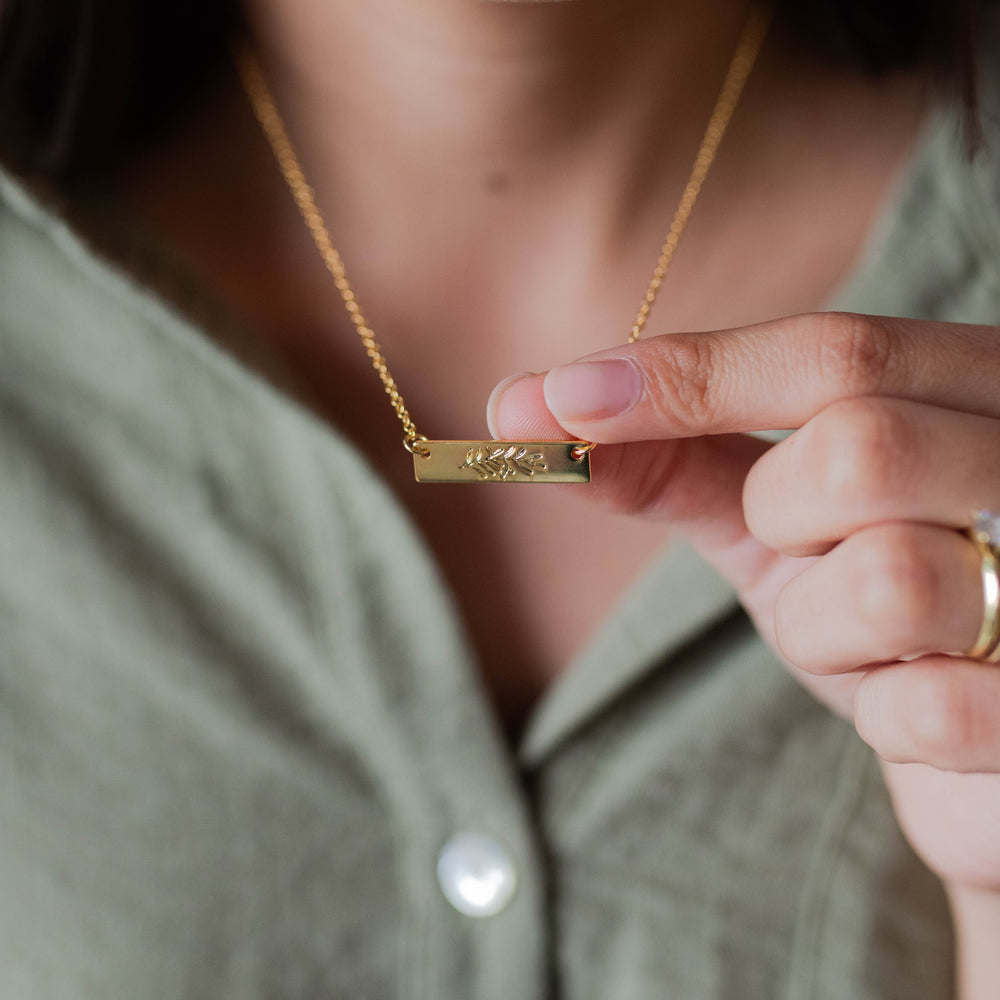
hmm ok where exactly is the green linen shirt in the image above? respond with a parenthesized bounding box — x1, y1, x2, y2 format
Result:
(4, 50, 1000, 999)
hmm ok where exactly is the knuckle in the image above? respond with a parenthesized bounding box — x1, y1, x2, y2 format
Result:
(814, 312, 898, 397)
(811, 397, 913, 511)
(904, 672, 982, 764)
(646, 335, 719, 432)
(853, 526, 940, 644)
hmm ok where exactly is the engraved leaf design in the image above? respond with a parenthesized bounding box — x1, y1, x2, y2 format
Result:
(460, 444, 549, 480)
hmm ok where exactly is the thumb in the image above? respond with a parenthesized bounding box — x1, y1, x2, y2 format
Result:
(488, 371, 782, 595)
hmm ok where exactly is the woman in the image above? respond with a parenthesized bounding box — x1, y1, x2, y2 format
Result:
(1, 0, 998, 996)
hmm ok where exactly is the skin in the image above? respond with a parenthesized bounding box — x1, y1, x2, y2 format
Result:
(112, 0, 998, 993)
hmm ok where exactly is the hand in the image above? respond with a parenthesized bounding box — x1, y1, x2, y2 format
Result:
(489, 312, 1000, 899)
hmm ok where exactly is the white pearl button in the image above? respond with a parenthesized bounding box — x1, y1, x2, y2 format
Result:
(436, 831, 518, 918)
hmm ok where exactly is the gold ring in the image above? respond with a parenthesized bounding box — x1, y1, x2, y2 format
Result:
(965, 510, 1000, 662)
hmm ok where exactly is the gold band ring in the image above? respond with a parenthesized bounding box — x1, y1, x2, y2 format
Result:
(965, 510, 1000, 662)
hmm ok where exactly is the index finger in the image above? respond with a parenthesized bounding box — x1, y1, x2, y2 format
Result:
(531, 312, 999, 442)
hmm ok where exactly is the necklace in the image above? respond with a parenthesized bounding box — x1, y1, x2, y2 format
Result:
(235, 5, 771, 484)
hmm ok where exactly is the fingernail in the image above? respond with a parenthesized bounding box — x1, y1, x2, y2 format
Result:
(543, 359, 641, 423)
(487, 371, 535, 438)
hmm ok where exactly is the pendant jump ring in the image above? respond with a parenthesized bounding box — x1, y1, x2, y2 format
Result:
(404, 434, 431, 458)
(570, 442, 596, 462)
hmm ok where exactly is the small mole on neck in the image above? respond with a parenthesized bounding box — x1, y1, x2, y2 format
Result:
(485, 171, 511, 193)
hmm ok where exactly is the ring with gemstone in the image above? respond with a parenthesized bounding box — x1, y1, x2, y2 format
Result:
(964, 510, 1000, 662)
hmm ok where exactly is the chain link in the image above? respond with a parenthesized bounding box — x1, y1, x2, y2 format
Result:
(234, 3, 771, 448)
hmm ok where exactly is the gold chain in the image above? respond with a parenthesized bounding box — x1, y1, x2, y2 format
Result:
(234, 50, 427, 452)
(628, 4, 772, 342)
(234, 3, 771, 454)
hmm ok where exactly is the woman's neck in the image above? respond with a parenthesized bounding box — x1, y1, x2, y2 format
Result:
(241, 0, 754, 244)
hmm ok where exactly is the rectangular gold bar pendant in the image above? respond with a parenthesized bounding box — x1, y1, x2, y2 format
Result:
(413, 440, 591, 484)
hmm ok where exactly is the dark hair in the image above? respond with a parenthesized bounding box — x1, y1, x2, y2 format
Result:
(0, 0, 236, 176)
(0, 0, 987, 179)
